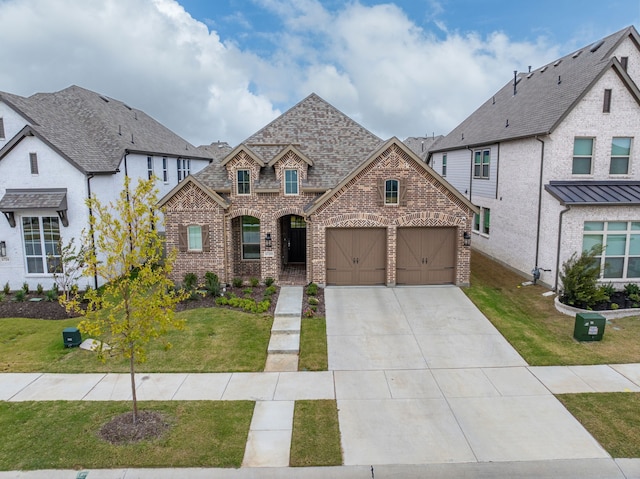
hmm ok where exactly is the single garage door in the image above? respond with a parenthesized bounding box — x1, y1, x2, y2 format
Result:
(396, 227, 456, 285)
(326, 228, 386, 285)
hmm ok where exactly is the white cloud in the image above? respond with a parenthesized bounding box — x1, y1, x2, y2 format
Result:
(0, 0, 563, 146)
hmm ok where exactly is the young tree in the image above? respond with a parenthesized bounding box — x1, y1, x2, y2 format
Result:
(63, 176, 188, 423)
(51, 237, 87, 301)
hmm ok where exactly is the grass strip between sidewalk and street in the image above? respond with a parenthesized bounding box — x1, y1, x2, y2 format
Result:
(0, 307, 272, 373)
(557, 392, 640, 457)
(464, 251, 640, 366)
(0, 401, 253, 470)
(298, 317, 328, 371)
(290, 400, 342, 466)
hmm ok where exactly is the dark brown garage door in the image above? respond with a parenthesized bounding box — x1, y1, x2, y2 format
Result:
(326, 228, 386, 285)
(397, 227, 456, 285)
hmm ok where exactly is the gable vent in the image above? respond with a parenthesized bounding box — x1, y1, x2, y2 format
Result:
(590, 40, 605, 53)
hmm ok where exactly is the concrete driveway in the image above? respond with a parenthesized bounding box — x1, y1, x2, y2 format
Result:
(325, 285, 610, 466)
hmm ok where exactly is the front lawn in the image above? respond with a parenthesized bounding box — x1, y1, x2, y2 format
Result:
(298, 317, 328, 371)
(465, 251, 640, 366)
(0, 307, 272, 373)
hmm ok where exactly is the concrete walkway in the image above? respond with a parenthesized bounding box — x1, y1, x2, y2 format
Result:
(2, 285, 640, 478)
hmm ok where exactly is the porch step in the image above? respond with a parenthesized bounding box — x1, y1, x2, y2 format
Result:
(272, 315, 301, 334)
(274, 286, 303, 318)
(267, 332, 300, 354)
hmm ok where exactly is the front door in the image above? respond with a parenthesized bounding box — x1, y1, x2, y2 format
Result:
(282, 215, 307, 264)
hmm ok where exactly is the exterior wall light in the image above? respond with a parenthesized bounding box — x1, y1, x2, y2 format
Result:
(463, 232, 471, 247)
(0, 241, 6, 257)
(265, 232, 272, 249)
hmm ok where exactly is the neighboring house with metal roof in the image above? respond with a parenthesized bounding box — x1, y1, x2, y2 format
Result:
(159, 94, 477, 287)
(429, 25, 640, 289)
(0, 85, 214, 290)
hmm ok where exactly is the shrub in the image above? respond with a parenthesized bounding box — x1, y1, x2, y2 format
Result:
(308, 296, 319, 306)
(3, 282, 9, 295)
(36, 283, 44, 295)
(264, 285, 277, 298)
(559, 246, 607, 308)
(22, 282, 29, 294)
(303, 307, 315, 318)
(624, 283, 640, 297)
(249, 277, 259, 287)
(243, 287, 253, 295)
(599, 283, 615, 300)
(204, 272, 221, 297)
(0, 292, 4, 302)
(14, 290, 26, 302)
(46, 288, 58, 302)
(216, 295, 270, 313)
(611, 303, 620, 310)
(306, 282, 318, 296)
(264, 277, 275, 287)
(183, 273, 198, 291)
(232, 277, 243, 288)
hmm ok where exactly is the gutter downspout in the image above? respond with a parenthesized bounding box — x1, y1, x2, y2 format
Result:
(86, 174, 98, 290)
(554, 205, 571, 291)
(534, 136, 545, 270)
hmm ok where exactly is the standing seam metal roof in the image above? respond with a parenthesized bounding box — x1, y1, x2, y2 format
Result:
(545, 181, 640, 205)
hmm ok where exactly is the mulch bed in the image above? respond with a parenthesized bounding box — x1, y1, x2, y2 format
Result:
(0, 295, 78, 320)
(99, 410, 170, 444)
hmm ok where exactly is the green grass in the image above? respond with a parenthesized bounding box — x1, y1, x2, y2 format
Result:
(465, 251, 640, 366)
(290, 400, 342, 466)
(557, 393, 640, 457)
(0, 307, 272, 372)
(0, 401, 253, 470)
(298, 317, 328, 371)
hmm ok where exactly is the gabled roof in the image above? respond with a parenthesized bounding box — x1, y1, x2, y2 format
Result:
(157, 175, 229, 209)
(305, 138, 479, 215)
(432, 26, 640, 152)
(545, 180, 640, 205)
(194, 93, 383, 191)
(403, 135, 443, 161)
(0, 85, 212, 174)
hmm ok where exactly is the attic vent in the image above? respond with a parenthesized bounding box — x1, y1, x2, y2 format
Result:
(553, 59, 562, 67)
(99, 95, 109, 103)
(123, 103, 132, 111)
(572, 50, 582, 58)
(540, 66, 548, 73)
(590, 40, 604, 53)
(527, 72, 534, 78)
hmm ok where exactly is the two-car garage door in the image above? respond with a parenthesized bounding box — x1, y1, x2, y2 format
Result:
(325, 227, 456, 286)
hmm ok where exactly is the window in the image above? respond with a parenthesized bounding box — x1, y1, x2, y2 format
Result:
(147, 156, 154, 179)
(284, 169, 298, 195)
(0, 117, 4, 139)
(474, 149, 490, 178)
(187, 225, 202, 251)
(572, 138, 593, 174)
(385, 179, 399, 205)
(610, 137, 631, 175)
(583, 221, 640, 279)
(241, 216, 260, 259)
(237, 169, 250, 195)
(473, 212, 480, 232)
(442, 154, 447, 177)
(603, 89, 612, 113)
(162, 157, 168, 183)
(621, 56, 629, 71)
(22, 216, 61, 274)
(29, 153, 38, 175)
(483, 208, 490, 235)
(177, 158, 190, 182)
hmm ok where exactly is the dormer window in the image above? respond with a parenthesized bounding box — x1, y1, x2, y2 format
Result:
(385, 179, 399, 205)
(284, 169, 298, 195)
(237, 169, 251, 195)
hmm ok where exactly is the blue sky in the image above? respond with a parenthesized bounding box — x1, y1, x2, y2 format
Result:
(0, 0, 638, 145)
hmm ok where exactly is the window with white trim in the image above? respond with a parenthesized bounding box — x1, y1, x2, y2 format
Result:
(442, 154, 447, 177)
(22, 216, 61, 274)
(385, 179, 399, 205)
(187, 225, 203, 251)
(241, 216, 260, 259)
(284, 169, 298, 195)
(237, 170, 251, 195)
(483, 208, 490, 235)
(177, 158, 190, 182)
(583, 221, 640, 279)
(473, 149, 490, 179)
(572, 138, 593, 175)
(610, 137, 631, 175)
(147, 156, 154, 179)
(473, 212, 480, 232)
(162, 157, 169, 183)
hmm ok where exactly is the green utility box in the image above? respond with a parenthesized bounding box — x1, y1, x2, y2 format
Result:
(573, 313, 606, 341)
(62, 327, 81, 348)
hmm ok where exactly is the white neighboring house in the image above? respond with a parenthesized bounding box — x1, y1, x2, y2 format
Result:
(429, 25, 640, 290)
(0, 85, 224, 291)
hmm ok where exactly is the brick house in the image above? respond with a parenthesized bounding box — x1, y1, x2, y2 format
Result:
(429, 26, 640, 290)
(159, 94, 478, 286)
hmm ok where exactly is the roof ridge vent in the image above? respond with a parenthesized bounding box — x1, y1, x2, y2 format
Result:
(572, 50, 582, 58)
(590, 40, 605, 52)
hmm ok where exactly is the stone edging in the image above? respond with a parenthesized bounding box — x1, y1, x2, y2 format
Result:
(554, 295, 640, 319)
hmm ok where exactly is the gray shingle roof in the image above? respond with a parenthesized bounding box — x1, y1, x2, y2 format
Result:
(0, 85, 212, 174)
(403, 136, 444, 161)
(432, 26, 640, 152)
(0, 188, 67, 210)
(545, 181, 640, 205)
(195, 93, 383, 190)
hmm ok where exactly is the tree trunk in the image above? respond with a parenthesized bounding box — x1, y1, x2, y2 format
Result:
(130, 348, 137, 424)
